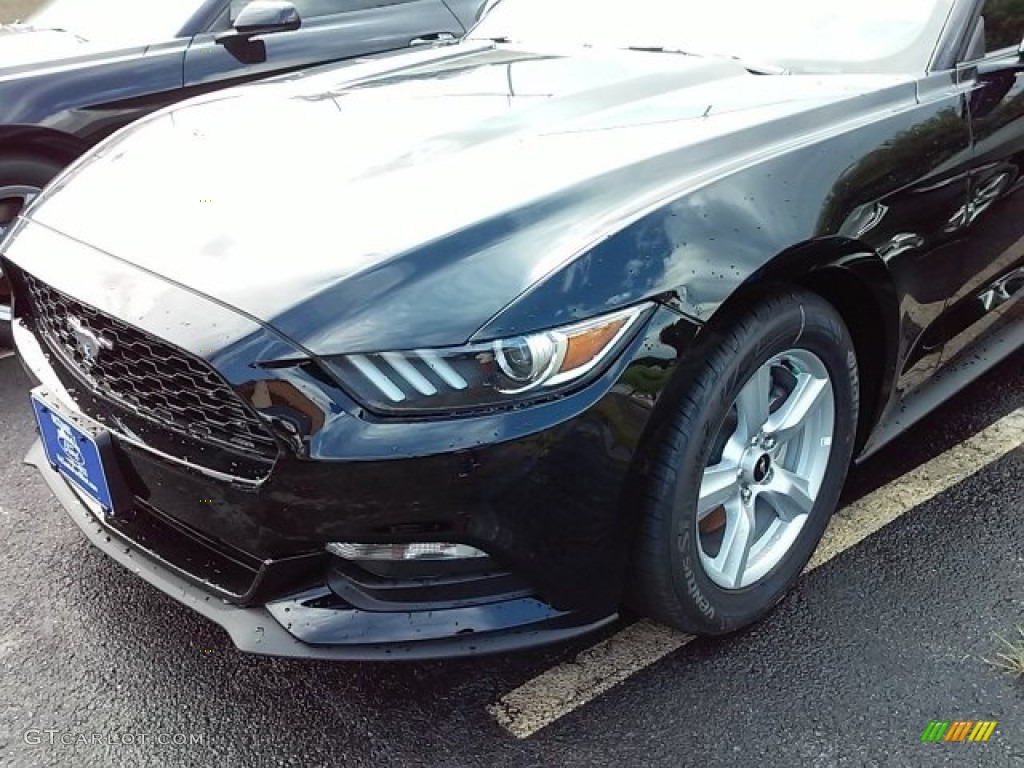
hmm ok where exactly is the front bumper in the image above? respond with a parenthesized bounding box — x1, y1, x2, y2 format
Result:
(5, 220, 699, 659)
(28, 439, 617, 660)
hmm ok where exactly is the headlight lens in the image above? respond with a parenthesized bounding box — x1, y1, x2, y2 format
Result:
(325, 303, 652, 414)
(494, 334, 558, 388)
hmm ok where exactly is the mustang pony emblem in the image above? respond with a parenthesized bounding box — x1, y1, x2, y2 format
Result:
(67, 315, 111, 368)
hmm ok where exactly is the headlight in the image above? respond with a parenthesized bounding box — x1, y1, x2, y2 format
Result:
(325, 303, 652, 414)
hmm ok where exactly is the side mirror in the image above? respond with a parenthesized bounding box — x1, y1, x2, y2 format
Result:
(976, 34, 1024, 75)
(971, 39, 1024, 119)
(216, 1, 301, 45)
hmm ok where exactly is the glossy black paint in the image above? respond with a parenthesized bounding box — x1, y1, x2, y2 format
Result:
(0, 0, 484, 326)
(10, 240, 691, 647)
(2, 0, 1023, 657)
(0, 0, 479, 162)
(29, 438, 616, 659)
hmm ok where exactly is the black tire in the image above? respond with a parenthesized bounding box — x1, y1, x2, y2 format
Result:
(0, 154, 64, 347)
(630, 289, 859, 635)
(0, 154, 63, 220)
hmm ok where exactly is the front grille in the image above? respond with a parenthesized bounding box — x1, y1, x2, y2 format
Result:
(23, 272, 279, 459)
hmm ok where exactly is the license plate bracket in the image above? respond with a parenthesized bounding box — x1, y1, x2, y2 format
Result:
(30, 388, 130, 517)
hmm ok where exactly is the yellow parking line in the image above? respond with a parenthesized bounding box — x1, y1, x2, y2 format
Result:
(488, 407, 1024, 739)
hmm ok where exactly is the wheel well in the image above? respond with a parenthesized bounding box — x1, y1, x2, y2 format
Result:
(693, 249, 898, 455)
(794, 268, 892, 452)
(619, 255, 896, 612)
(0, 126, 87, 167)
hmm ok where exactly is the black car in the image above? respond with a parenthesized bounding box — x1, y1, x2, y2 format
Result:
(2, 0, 1023, 659)
(0, 0, 484, 335)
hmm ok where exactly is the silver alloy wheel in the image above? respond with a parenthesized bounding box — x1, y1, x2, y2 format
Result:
(0, 185, 39, 327)
(696, 349, 835, 590)
(0, 184, 41, 239)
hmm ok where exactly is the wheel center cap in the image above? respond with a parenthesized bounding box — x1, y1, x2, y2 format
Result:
(753, 454, 771, 483)
(740, 450, 773, 485)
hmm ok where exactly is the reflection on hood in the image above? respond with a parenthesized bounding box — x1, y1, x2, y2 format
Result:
(0, 24, 91, 68)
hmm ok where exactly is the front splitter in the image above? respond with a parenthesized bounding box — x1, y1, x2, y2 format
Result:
(26, 439, 616, 660)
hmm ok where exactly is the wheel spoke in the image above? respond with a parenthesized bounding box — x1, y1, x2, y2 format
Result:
(759, 467, 815, 523)
(711, 497, 757, 588)
(763, 373, 829, 445)
(735, 364, 771, 441)
(698, 461, 740, 520)
(695, 348, 837, 592)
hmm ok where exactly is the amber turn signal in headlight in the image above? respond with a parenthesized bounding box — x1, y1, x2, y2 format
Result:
(325, 303, 652, 414)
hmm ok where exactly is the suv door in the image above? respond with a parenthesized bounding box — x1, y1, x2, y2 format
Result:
(183, 0, 465, 91)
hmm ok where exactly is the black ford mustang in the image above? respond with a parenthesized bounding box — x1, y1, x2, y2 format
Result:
(0, 0, 485, 334)
(2, 0, 1022, 659)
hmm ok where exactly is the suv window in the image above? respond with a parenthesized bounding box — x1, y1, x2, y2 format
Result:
(230, 0, 420, 22)
(984, 0, 1024, 51)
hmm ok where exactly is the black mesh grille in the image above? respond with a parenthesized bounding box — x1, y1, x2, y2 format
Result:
(23, 273, 279, 459)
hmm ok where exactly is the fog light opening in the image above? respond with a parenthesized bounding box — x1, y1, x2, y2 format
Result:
(326, 542, 489, 562)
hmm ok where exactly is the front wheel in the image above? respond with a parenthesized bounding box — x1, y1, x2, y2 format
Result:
(0, 154, 64, 346)
(0, 154, 61, 239)
(630, 289, 859, 635)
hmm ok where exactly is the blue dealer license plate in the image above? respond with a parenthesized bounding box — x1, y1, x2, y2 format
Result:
(31, 392, 114, 511)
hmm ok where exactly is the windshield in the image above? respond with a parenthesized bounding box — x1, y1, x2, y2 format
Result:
(27, 0, 200, 44)
(470, 0, 957, 74)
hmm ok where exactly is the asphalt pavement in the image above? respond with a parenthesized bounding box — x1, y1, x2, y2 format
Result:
(0, 347, 1021, 767)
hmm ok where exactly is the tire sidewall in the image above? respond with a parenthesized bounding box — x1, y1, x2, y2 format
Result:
(666, 296, 858, 633)
(0, 156, 64, 191)
(0, 155, 64, 345)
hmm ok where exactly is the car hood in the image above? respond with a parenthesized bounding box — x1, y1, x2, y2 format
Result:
(0, 24, 92, 67)
(26, 43, 912, 355)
